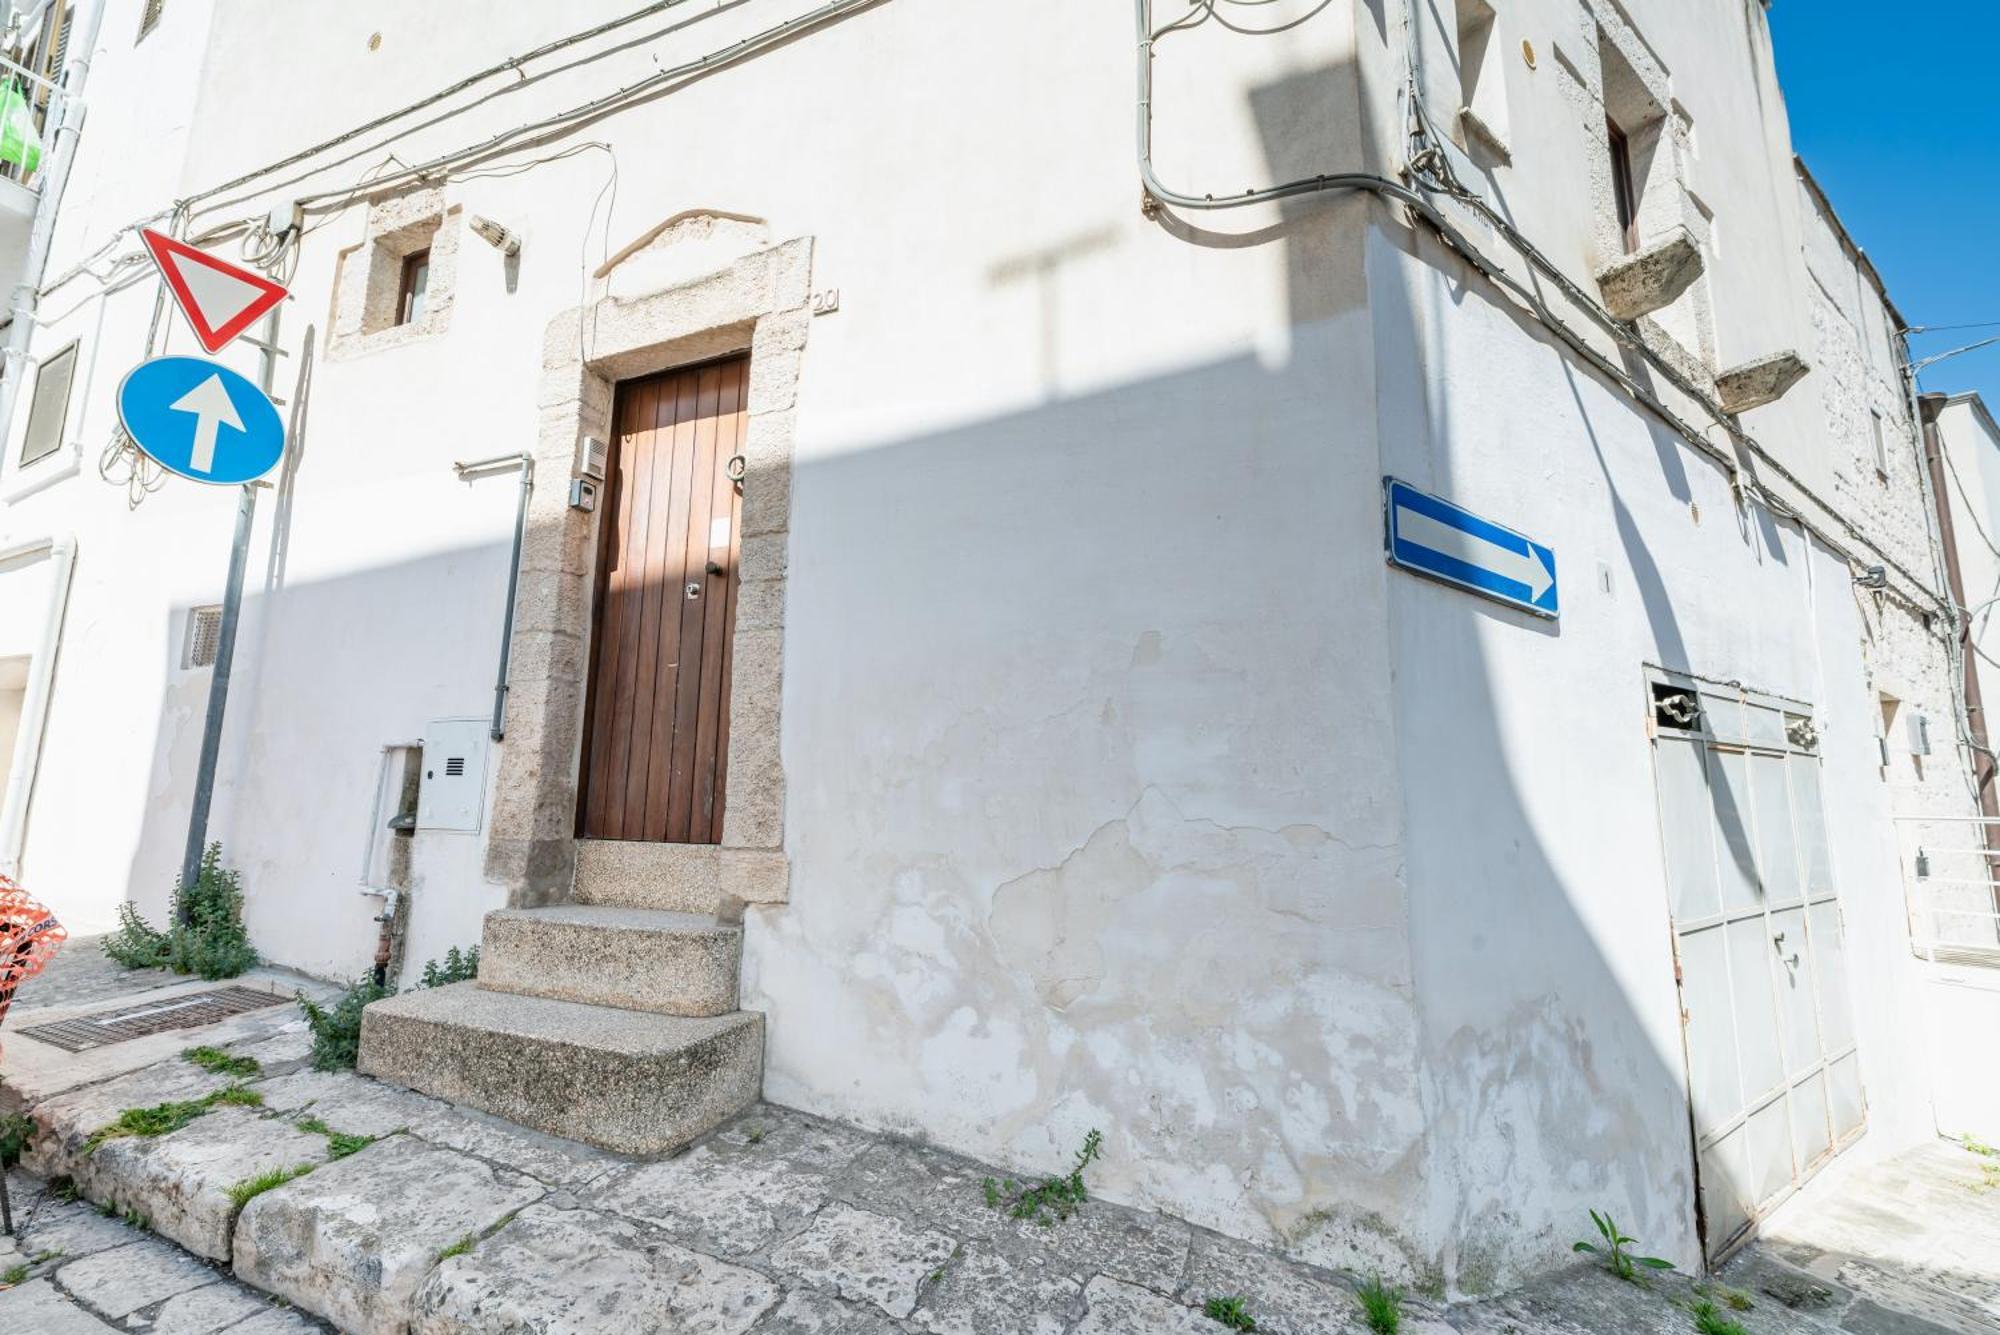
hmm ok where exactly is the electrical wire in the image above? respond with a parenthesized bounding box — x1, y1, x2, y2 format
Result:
(1136, 0, 1952, 623)
(179, 0, 716, 211)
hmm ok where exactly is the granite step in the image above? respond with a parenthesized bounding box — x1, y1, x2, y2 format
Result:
(479, 905, 741, 1018)
(357, 982, 762, 1156)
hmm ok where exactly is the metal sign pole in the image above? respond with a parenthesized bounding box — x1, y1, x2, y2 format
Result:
(177, 305, 280, 913)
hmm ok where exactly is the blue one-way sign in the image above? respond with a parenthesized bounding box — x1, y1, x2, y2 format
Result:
(1384, 478, 1558, 619)
(117, 356, 284, 485)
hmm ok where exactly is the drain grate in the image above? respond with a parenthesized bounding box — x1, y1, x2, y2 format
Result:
(14, 985, 289, 1052)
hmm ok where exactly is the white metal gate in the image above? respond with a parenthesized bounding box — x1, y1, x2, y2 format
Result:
(1649, 677, 1865, 1260)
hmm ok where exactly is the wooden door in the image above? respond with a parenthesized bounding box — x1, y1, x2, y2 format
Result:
(577, 356, 747, 842)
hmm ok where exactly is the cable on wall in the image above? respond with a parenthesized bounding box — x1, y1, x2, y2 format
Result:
(1135, 0, 1953, 625)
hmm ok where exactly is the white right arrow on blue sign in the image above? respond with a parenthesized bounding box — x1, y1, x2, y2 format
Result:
(1384, 478, 1559, 619)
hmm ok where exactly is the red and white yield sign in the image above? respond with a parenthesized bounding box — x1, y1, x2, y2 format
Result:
(139, 228, 288, 355)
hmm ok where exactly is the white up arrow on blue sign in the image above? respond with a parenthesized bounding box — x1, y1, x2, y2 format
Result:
(117, 355, 284, 485)
(1384, 477, 1558, 618)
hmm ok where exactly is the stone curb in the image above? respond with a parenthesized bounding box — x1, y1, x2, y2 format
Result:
(6, 1026, 1972, 1335)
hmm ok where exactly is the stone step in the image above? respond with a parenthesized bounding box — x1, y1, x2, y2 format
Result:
(572, 839, 788, 913)
(480, 905, 741, 1018)
(357, 982, 763, 1156)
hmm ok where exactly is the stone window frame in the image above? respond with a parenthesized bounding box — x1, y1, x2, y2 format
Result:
(484, 235, 812, 909)
(1563, 1, 1718, 370)
(330, 189, 460, 358)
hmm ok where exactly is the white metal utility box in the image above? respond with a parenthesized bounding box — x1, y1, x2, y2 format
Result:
(417, 717, 489, 833)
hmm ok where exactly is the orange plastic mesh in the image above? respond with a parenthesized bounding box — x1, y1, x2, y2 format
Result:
(0, 876, 67, 1031)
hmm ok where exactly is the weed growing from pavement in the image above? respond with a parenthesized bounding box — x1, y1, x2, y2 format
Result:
(436, 1233, 476, 1262)
(1573, 1209, 1673, 1283)
(84, 1086, 262, 1152)
(227, 1164, 313, 1208)
(295, 1117, 376, 1160)
(980, 1128, 1104, 1225)
(1964, 1136, 1995, 1158)
(418, 946, 481, 988)
(1687, 1297, 1749, 1335)
(1204, 1294, 1257, 1330)
(183, 1046, 261, 1079)
(299, 979, 394, 1071)
(1693, 1281, 1753, 1312)
(102, 843, 258, 979)
(122, 1206, 149, 1230)
(1, 1264, 26, 1286)
(1357, 1276, 1402, 1334)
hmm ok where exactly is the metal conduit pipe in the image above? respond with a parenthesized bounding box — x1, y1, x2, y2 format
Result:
(0, 532, 77, 879)
(453, 452, 536, 742)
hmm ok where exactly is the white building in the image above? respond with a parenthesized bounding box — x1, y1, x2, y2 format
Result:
(0, 0, 1987, 1294)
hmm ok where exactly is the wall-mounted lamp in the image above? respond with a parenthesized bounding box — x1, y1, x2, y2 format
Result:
(1854, 565, 1888, 590)
(469, 215, 522, 257)
(1915, 848, 1930, 880)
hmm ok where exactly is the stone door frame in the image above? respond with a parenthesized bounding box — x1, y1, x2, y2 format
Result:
(485, 236, 811, 908)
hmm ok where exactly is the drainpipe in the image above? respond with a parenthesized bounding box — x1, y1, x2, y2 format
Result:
(452, 452, 534, 742)
(0, 0, 105, 465)
(0, 532, 77, 879)
(1917, 394, 2000, 918)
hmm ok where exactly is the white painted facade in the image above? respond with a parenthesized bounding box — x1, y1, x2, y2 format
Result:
(0, 0, 1984, 1294)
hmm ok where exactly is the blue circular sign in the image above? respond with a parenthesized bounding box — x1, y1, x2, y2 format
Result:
(117, 355, 285, 485)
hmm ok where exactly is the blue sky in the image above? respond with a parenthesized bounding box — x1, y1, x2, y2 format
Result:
(1769, 2, 2000, 409)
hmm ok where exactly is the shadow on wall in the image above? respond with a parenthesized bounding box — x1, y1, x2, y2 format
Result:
(116, 539, 512, 983)
(56, 42, 1778, 1303)
(738, 51, 1717, 1296)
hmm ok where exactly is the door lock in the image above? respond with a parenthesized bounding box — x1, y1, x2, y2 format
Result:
(685, 581, 701, 599)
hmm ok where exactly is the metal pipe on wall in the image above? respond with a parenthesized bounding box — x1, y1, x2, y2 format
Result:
(0, 532, 76, 878)
(452, 452, 535, 742)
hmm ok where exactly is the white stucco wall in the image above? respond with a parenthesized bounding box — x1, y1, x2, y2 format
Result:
(0, 0, 1974, 1296)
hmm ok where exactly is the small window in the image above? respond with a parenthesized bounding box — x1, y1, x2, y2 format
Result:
(1607, 118, 1640, 254)
(1870, 409, 1889, 478)
(20, 341, 76, 467)
(137, 0, 164, 41)
(183, 605, 224, 669)
(397, 249, 431, 326)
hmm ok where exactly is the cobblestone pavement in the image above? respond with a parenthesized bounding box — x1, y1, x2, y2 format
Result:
(3, 932, 181, 1013)
(3, 956, 1995, 1333)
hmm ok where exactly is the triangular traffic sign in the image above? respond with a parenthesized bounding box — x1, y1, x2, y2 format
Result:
(139, 229, 288, 355)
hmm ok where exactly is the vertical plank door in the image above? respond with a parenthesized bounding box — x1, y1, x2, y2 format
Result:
(577, 356, 748, 842)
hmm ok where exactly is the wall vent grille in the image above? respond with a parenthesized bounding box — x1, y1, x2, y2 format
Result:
(183, 605, 224, 669)
(444, 757, 466, 777)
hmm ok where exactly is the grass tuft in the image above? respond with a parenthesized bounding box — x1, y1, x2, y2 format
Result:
(1203, 1294, 1257, 1330)
(1357, 1275, 1402, 1335)
(295, 1116, 375, 1160)
(1, 1264, 27, 1287)
(226, 1163, 314, 1209)
(84, 1098, 217, 1153)
(183, 1046, 261, 1079)
(1688, 1297, 1749, 1335)
(436, 1233, 477, 1263)
(83, 1085, 264, 1153)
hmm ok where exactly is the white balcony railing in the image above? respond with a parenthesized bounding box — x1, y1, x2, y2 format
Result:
(1894, 813, 2000, 967)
